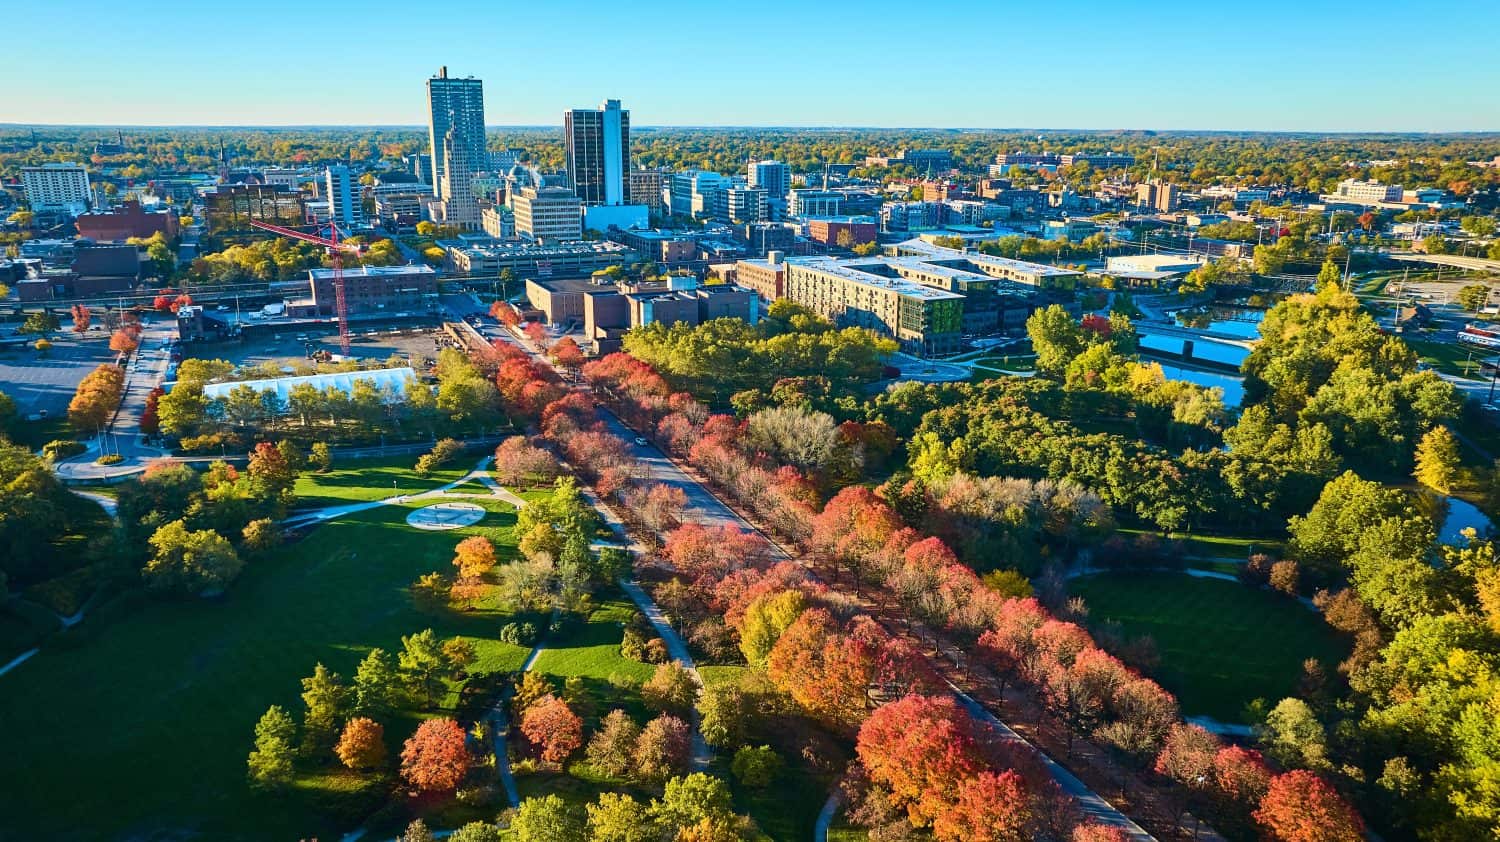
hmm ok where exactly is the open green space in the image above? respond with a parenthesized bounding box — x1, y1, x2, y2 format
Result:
(1069, 573, 1347, 721)
(1117, 527, 1284, 561)
(1408, 338, 1487, 380)
(974, 354, 1037, 372)
(0, 496, 528, 841)
(291, 453, 474, 508)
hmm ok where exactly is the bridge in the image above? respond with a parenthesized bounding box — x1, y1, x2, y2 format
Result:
(1136, 321, 1258, 350)
(1390, 252, 1500, 273)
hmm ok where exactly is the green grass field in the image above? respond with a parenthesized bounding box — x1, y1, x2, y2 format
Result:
(1069, 573, 1347, 721)
(0, 496, 529, 841)
(292, 454, 474, 508)
(1407, 338, 1486, 380)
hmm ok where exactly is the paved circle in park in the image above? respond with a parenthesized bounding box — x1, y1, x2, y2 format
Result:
(406, 501, 486, 530)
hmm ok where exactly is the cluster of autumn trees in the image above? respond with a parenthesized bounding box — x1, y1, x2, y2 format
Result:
(577, 342, 1368, 840)
(248, 628, 482, 793)
(66, 364, 125, 431)
(117, 442, 301, 595)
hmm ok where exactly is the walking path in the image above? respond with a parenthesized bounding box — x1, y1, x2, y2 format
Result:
(281, 455, 502, 529)
(813, 790, 842, 842)
(619, 579, 712, 770)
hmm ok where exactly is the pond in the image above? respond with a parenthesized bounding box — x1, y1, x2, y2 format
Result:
(1154, 362, 1246, 407)
(1439, 496, 1495, 545)
(1173, 305, 1266, 340)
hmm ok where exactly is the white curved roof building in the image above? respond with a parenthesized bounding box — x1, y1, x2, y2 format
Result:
(199, 367, 417, 404)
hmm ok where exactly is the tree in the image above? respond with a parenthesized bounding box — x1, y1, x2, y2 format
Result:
(1458, 284, 1491, 313)
(654, 772, 737, 829)
(588, 792, 656, 842)
(550, 336, 585, 369)
(520, 694, 583, 764)
(1462, 216, 1498, 238)
(1255, 770, 1364, 842)
(642, 661, 698, 715)
(931, 770, 1034, 842)
(19, 311, 59, 335)
(448, 823, 505, 842)
(1414, 426, 1459, 495)
(730, 745, 781, 788)
(69, 304, 91, 333)
(1027, 304, 1086, 375)
(309, 441, 332, 472)
(1253, 244, 1287, 276)
(400, 717, 469, 792)
(1316, 261, 1341, 291)
(247, 705, 297, 789)
(697, 682, 749, 749)
(300, 662, 350, 756)
(398, 628, 452, 708)
(1260, 697, 1328, 771)
(452, 535, 497, 580)
(739, 588, 806, 665)
(336, 717, 387, 771)
(353, 648, 399, 717)
(636, 714, 692, 781)
(109, 328, 139, 354)
(856, 694, 985, 825)
(587, 708, 643, 778)
(400, 819, 436, 842)
(512, 794, 587, 842)
(68, 363, 125, 430)
(143, 519, 244, 595)
(241, 518, 281, 553)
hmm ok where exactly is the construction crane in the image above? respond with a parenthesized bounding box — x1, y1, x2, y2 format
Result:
(247, 219, 362, 354)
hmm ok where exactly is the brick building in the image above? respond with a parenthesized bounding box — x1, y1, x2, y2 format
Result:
(75, 199, 180, 242)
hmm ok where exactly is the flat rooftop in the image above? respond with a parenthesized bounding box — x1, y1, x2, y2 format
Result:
(787, 256, 966, 300)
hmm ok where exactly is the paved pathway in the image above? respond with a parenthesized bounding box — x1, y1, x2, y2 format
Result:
(619, 579, 712, 770)
(72, 489, 118, 517)
(281, 456, 503, 529)
(813, 790, 842, 842)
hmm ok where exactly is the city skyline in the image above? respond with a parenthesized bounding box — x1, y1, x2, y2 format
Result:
(4, 0, 1498, 132)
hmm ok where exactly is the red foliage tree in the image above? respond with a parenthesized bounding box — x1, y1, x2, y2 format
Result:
(399, 718, 469, 792)
(931, 770, 1034, 842)
(139, 386, 164, 436)
(549, 336, 584, 369)
(523, 321, 548, 347)
(70, 304, 91, 333)
(1254, 770, 1364, 842)
(169, 293, 193, 314)
(1071, 825, 1129, 842)
(856, 694, 987, 825)
(520, 694, 583, 764)
(490, 300, 522, 327)
(1213, 745, 1272, 806)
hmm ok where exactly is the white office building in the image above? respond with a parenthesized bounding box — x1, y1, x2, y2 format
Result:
(22, 163, 92, 215)
(324, 164, 362, 227)
(748, 159, 790, 218)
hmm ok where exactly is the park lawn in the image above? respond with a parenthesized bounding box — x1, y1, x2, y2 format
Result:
(292, 454, 473, 507)
(529, 595, 656, 725)
(1116, 527, 1284, 561)
(699, 664, 749, 688)
(1408, 338, 1486, 380)
(1069, 573, 1347, 722)
(0, 496, 530, 841)
(975, 354, 1037, 371)
(828, 828, 869, 842)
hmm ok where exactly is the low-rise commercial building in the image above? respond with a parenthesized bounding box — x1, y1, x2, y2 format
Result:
(734, 253, 789, 301)
(806, 216, 878, 247)
(512, 185, 583, 241)
(75, 199, 180, 241)
(305, 264, 439, 316)
(447, 239, 637, 278)
(784, 254, 965, 356)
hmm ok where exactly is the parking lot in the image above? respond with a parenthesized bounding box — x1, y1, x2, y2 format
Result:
(185, 323, 459, 372)
(0, 333, 119, 419)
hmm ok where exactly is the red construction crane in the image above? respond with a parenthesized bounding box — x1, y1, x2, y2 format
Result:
(247, 219, 362, 354)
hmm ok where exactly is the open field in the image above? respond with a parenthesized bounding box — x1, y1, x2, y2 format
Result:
(0, 496, 529, 841)
(291, 453, 474, 508)
(1069, 573, 1347, 721)
(1408, 337, 1486, 380)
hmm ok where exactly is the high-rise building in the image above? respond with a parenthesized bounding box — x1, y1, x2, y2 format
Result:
(748, 160, 790, 219)
(426, 67, 486, 197)
(669, 170, 730, 219)
(324, 164, 362, 227)
(565, 99, 630, 206)
(1135, 181, 1178, 213)
(22, 163, 92, 215)
(436, 127, 480, 229)
(629, 168, 667, 214)
(722, 185, 768, 224)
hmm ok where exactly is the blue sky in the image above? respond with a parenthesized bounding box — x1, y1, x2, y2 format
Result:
(6, 0, 1498, 131)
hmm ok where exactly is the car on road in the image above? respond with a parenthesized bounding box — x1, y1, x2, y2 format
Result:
(633, 436, 649, 446)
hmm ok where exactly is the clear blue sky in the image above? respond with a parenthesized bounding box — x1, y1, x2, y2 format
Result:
(6, 0, 1498, 131)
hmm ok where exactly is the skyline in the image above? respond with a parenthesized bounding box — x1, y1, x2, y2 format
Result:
(5, 0, 1500, 132)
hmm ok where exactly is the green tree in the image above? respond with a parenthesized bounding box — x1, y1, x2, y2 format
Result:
(1458, 284, 1491, 313)
(1252, 244, 1287, 276)
(739, 589, 806, 666)
(309, 441, 332, 472)
(511, 794, 586, 842)
(1414, 426, 1460, 495)
(18, 312, 59, 335)
(1026, 304, 1086, 375)
(398, 628, 452, 709)
(1316, 260, 1342, 291)
(1260, 697, 1329, 770)
(730, 745, 781, 788)
(353, 647, 399, 717)
(300, 663, 350, 756)
(1460, 216, 1497, 238)
(587, 792, 656, 842)
(652, 773, 736, 829)
(143, 520, 244, 595)
(247, 705, 297, 788)
(448, 823, 504, 842)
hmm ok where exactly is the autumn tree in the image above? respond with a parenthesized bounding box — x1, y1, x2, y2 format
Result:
(109, 328, 139, 354)
(453, 535, 498, 579)
(587, 792, 655, 842)
(70, 304, 91, 333)
(856, 694, 986, 825)
(520, 694, 584, 764)
(400, 717, 469, 792)
(1414, 426, 1459, 495)
(739, 588, 806, 666)
(635, 713, 692, 781)
(931, 770, 1034, 842)
(550, 336, 585, 369)
(586, 709, 642, 777)
(642, 661, 698, 715)
(336, 717, 387, 771)
(143, 519, 244, 595)
(1254, 770, 1364, 842)
(68, 363, 125, 430)
(512, 794, 587, 842)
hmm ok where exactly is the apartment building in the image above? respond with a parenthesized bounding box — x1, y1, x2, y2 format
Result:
(783, 255, 965, 356)
(22, 163, 92, 214)
(512, 185, 583, 241)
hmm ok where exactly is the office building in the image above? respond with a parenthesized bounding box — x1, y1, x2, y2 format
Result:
(303, 265, 439, 316)
(722, 185, 768, 224)
(565, 99, 630, 206)
(787, 189, 844, 218)
(748, 159, 790, 218)
(1135, 181, 1179, 213)
(324, 164, 362, 227)
(742, 222, 797, 257)
(426, 67, 487, 195)
(75, 199, 180, 242)
(1330, 178, 1402, 203)
(864, 149, 954, 172)
(481, 205, 514, 239)
(807, 216, 878, 248)
(992, 151, 1061, 172)
(445, 239, 635, 278)
(22, 163, 92, 214)
(512, 185, 584, 241)
(375, 192, 425, 230)
(629, 168, 667, 214)
(580, 277, 759, 352)
(887, 238, 1083, 289)
(1060, 152, 1136, 169)
(669, 170, 730, 219)
(784, 255, 966, 356)
(435, 126, 480, 229)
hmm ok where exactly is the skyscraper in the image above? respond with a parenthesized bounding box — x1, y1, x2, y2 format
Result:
(747, 159, 791, 220)
(565, 99, 630, 206)
(325, 164, 362, 227)
(426, 67, 486, 197)
(436, 127, 479, 229)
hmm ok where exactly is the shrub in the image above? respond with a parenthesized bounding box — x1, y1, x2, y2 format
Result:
(1240, 553, 1274, 588)
(1269, 559, 1301, 596)
(499, 621, 539, 647)
(95, 453, 123, 465)
(415, 437, 464, 475)
(41, 440, 86, 460)
(731, 745, 782, 788)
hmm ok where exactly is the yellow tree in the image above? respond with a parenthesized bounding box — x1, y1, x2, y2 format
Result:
(452, 536, 497, 580)
(1414, 426, 1460, 495)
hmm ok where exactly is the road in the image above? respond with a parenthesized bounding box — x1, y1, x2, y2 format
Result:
(52, 316, 176, 482)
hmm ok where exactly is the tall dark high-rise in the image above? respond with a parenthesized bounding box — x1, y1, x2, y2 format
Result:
(426, 67, 486, 197)
(564, 99, 630, 206)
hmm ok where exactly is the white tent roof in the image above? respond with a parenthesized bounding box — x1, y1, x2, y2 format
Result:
(200, 367, 417, 403)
